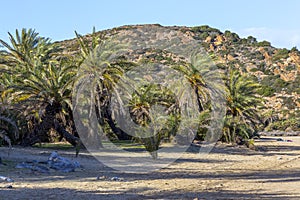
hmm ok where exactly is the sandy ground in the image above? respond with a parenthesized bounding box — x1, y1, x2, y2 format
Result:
(0, 136, 300, 200)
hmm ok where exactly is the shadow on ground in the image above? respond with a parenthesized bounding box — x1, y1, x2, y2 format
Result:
(1, 186, 299, 199)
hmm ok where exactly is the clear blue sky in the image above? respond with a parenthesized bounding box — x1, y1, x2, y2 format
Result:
(1, 0, 300, 49)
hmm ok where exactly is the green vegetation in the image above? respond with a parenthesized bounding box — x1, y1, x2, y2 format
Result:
(224, 30, 240, 42)
(247, 36, 257, 44)
(191, 25, 221, 34)
(32, 142, 74, 150)
(265, 118, 300, 131)
(291, 46, 299, 52)
(198, 32, 209, 40)
(272, 48, 289, 61)
(258, 85, 275, 97)
(191, 25, 221, 40)
(0, 29, 79, 148)
(285, 65, 295, 71)
(127, 84, 180, 158)
(0, 25, 299, 153)
(256, 40, 271, 47)
(222, 67, 262, 143)
(260, 75, 289, 93)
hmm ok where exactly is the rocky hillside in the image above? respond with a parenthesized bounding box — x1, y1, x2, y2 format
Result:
(57, 24, 300, 130)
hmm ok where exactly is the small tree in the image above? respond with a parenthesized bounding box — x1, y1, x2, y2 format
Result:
(257, 40, 271, 47)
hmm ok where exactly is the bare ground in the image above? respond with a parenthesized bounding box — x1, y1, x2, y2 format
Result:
(1, 136, 300, 200)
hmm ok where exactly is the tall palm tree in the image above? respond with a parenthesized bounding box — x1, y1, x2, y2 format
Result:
(222, 66, 262, 143)
(0, 29, 79, 146)
(172, 63, 208, 112)
(172, 53, 226, 144)
(74, 29, 134, 141)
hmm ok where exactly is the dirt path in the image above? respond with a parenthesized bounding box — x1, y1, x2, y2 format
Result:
(1, 136, 300, 199)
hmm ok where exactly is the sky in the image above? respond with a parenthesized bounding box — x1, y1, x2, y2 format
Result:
(1, 0, 300, 49)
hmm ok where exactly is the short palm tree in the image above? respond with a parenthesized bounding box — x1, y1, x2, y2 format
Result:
(127, 83, 179, 159)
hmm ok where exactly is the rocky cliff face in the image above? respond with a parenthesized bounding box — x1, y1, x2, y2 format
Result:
(58, 24, 300, 127)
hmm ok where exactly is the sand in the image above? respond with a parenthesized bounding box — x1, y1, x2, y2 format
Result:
(0, 136, 300, 199)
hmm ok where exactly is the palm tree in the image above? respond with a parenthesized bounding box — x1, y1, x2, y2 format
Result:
(126, 83, 179, 159)
(15, 60, 78, 146)
(172, 53, 226, 144)
(74, 29, 134, 141)
(0, 29, 79, 147)
(0, 29, 54, 73)
(0, 115, 18, 148)
(222, 66, 263, 143)
(172, 62, 208, 112)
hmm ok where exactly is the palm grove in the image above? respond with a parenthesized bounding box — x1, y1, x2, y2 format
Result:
(0, 28, 264, 152)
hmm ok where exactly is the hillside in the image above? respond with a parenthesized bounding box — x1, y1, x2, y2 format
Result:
(58, 24, 300, 131)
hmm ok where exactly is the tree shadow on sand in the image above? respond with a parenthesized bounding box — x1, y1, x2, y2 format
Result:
(1, 185, 299, 199)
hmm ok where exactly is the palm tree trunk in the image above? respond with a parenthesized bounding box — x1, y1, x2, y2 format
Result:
(22, 103, 81, 147)
(195, 87, 204, 112)
(103, 107, 132, 140)
(21, 104, 57, 146)
(54, 121, 80, 147)
(95, 89, 132, 141)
